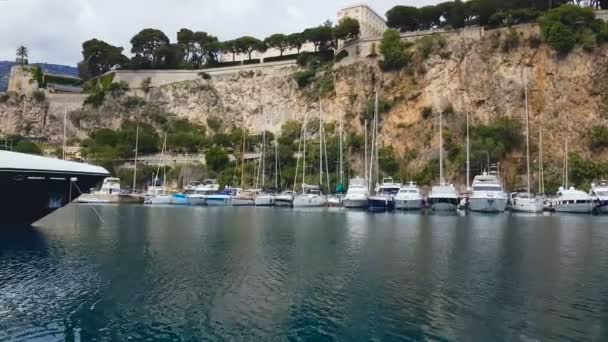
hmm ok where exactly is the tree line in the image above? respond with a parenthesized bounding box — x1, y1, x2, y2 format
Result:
(78, 18, 360, 80)
(385, 0, 608, 32)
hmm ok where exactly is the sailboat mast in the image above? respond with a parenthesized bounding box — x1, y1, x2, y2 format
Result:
(539, 128, 544, 194)
(274, 140, 278, 189)
(565, 139, 569, 189)
(240, 127, 246, 189)
(302, 117, 307, 188)
(374, 92, 379, 186)
(525, 80, 531, 196)
(261, 129, 266, 189)
(364, 120, 368, 189)
(133, 124, 139, 191)
(339, 110, 344, 186)
(162, 133, 167, 193)
(439, 110, 444, 184)
(466, 111, 470, 190)
(319, 99, 323, 186)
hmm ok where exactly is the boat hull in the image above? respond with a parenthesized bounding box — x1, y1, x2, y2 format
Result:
(469, 197, 508, 213)
(254, 196, 275, 207)
(553, 203, 594, 214)
(594, 201, 608, 214)
(206, 196, 231, 206)
(293, 195, 327, 208)
(0, 170, 107, 225)
(187, 195, 206, 206)
(368, 197, 394, 212)
(343, 198, 368, 209)
(274, 196, 294, 207)
(394, 199, 425, 210)
(510, 198, 544, 213)
(428, 198, 459, 211)
(231, 198, 255, 206)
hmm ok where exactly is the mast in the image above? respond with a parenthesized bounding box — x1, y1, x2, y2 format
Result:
(302, 116, 307, 188)
(565, 139, 569, 189)
(525, 79, 531, 196)
(339, 110, 343, 186)
(466, 110, 470, 191)
(240, 127, 246, 189)
(439, 110, 444, 184)
(274, 139, 278, 189)
(63, 107, 67, 160)
(133, 124, 139, 191)
(374, 91, 379, 186)
(364, 120, 368, 188)
(162, 133, 167, 194)
(369, 92, 377, 192)
(539, 127, 544, 194)
(261, 129, 266, 189)
(319, 98, 323, 186)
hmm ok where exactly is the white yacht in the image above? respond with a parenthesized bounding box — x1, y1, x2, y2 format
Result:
(394, 181, 425, 210)
(342, 177, 369, 209)
(77, 177, 144, 204)
(231, 189, 258, 206)
(275, 191, 296, 207)
(590, 182, 608, 214)
(293, 184, 328, 208)
(469, 169, 508, 213)
(550, 187, 594, 214)
(368, 177, 401, 211)
(428, 182, 459, 211)
(510, 192, 544, 213)
(186, 179, 220, 206)
(254, 191, 276, 207)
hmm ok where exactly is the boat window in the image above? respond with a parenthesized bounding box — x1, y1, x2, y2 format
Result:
(595, 191, 608, 197)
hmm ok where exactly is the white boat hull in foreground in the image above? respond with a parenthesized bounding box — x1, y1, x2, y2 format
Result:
(293, 194, 328, 208)
(254, 195, 275, 207)
(469, 197, 508, 213)
(343, 197, 368, 209)
(510, 197, 544, 213)
(395, 199, 425, 210)
(553, 203, 594, 214)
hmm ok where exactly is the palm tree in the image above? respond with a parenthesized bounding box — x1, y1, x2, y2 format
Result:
(16, 46, 28, 64)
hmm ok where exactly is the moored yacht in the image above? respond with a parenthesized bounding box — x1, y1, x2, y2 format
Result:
(275, 190, 295, 207)
(368, 177, 400, 211)
(77, 177, 144, 204)
(1, 150, 109, 225)
(254, 190, 276, 207)
(590, 182, 608, 214)
(510, 192, 544, 213)
(342, 177, 369, 209)
(428, 182, 459, 211)
(231, 189, 258, 206)
(293, 184, 328, 208)
(186, 179, 220, 206)
(206, 187, 236, 206)
(549, 187, 594, 214)
(469, 169, 508, 213)
(394, 181, 425, 210)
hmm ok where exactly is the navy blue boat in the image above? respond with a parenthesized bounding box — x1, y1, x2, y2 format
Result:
(0, 151, 108, 225)
(368, 178, 401, 212)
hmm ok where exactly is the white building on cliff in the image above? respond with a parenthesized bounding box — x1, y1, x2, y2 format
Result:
(336, 4, 387, 39)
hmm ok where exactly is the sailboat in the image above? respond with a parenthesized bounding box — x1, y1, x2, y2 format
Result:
(549, 139, 594, 213)
(428, 109, 459, 211)
(511, 80, 544, 213)
(145, 134, 189, 205)
(368, 91, 400, 211)
(254, 122, 277, 207)
(328, 110, 345, 207)
(293, 101, 328, 208)
(232, 127, 258, 206)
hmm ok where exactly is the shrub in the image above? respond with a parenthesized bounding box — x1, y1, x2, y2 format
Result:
(264, 54, 299, 63)
(243, 59, 261, 65)
(421, 106, 433, 119)
(543, 22, 577, 54)
(198, 72, 211, 80)
(14, 140, 42, 155)
(84, 90, 106, 108)
(335, 50, 348, 63)
(590, 125, 608, 150)
(31, 90, 46, 103)
(579, 29, 598, 52)
(379, 29, 410, 71)
(502, 28, 520, 53)
(417, 34, 446, 59)
(206, 147, 231, 172)
(294, 69, 316, 88)
(540, 5, 599, 54)
(529, 34, 542, 48)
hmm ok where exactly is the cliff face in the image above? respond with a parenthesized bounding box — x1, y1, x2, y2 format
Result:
(1, 25, 606, 182)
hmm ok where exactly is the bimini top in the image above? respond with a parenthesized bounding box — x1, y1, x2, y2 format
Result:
(0, 150, 109, 175)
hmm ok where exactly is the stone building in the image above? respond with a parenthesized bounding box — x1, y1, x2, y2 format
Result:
(336, 3, 387, 39)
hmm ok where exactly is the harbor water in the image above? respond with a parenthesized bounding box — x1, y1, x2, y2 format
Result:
(2, 205, 608, 341)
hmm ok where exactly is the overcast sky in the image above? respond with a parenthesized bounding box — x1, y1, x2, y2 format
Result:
(0, 0, 441, 66)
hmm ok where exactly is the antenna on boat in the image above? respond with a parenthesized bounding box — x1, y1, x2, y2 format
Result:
(133, 123, 139, 192)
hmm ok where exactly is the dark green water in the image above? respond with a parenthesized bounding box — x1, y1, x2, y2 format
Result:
(1, 206, 608, 341)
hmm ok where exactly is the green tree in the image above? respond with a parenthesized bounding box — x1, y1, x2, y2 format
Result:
(264, 34, 290, 56)
(130, 28, 170, 68)
(303, 25, 334, 51)
(386, 6, 420, 32)
(78, 39, 129, 79)
(287, 33, 305, 54)
(235, 36, 266, 60)
(177, 28, 196, 64)
(206, 147, 230, 172)
(379, 29, 410, 71)
(193, 31, 220, 66)
(16, 46, 28, 65)
(334, 18, 360, 42)
(540, 5, 600, 54)
(14, 140, 42, 155)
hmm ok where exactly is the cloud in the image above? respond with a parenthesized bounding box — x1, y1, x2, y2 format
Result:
(0, 0, 440, 66)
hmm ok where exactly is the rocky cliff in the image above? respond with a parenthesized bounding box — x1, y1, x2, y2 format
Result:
(1, 24, 606, 185)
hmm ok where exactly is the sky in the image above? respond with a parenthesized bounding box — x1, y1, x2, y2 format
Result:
(0, 0, 440, 66)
